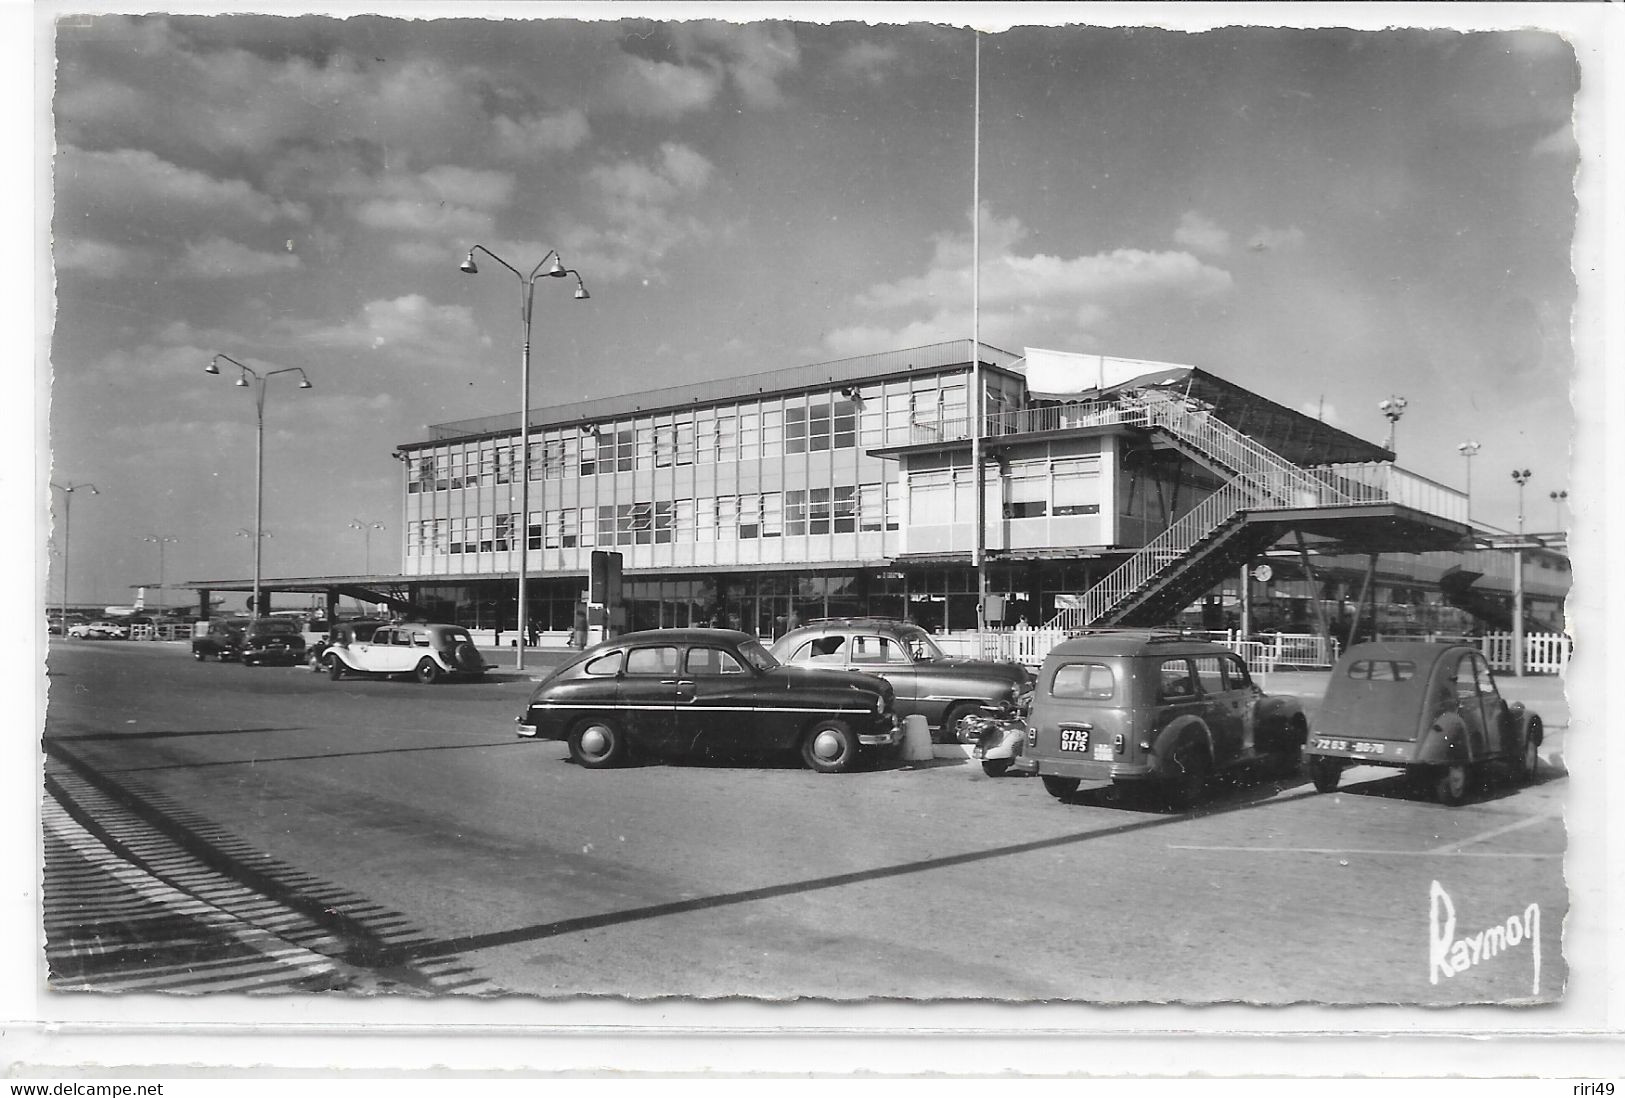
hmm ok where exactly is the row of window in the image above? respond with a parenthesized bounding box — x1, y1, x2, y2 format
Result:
(406, 385, 975, 492)
(912, 457, 1104, 523)
(406, 484, 904, 556)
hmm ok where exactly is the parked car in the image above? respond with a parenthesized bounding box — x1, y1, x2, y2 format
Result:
(1012, 631, 1308, 809)
(68, 620, 128, 639)
(307, 617, 391, 672)
(769, 618, 1032, 743)
(190, 617, 307, 666)
(326, 622, 487, 683)
(1304, 641, 1544, 806)
(515, 628, 902, 772)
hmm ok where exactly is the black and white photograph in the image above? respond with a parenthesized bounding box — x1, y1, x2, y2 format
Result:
(18, 0, 1621, 1081)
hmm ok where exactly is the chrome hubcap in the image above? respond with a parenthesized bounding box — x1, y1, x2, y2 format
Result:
(581, 727, 610, 757)
(813, 730, 844, 760)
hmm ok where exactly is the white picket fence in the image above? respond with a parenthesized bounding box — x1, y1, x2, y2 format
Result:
(940, 627, 1339, 674)
(1386, 631, 1572, 675)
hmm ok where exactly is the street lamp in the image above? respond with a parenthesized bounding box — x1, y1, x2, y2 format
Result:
(208, 354, 313, 619)
(142, 535, 178, 609)
(1549, 489, 1568, 532)
(1511, 468, 1533, 535)
(459, 245, 590, 670)
(1456, 440, 1480, 521)
(49, 481, 98, 629)
(348, 519, 385, 574)
(1510, 468, 1533, 677)
(1378, 395, 1408, 453)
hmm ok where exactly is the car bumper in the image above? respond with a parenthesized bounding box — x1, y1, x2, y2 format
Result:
(858, 715, 903, 748)
(1012, 756, 1156, 781)
(1306, 736, 1415, 765)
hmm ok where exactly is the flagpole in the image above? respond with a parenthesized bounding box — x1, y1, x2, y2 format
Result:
(971, 30, 987, 632)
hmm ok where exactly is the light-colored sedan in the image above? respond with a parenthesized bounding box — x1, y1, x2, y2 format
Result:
(326, 622, 488, 684)
(67, 620, 128, 639)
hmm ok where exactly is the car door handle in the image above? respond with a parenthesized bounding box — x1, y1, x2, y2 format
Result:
(660, 680, 695, 686)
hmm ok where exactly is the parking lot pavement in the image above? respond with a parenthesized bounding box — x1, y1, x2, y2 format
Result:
(474, 646, 573, 680)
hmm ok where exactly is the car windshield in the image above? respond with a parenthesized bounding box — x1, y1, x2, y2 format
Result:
(738, 639, 779, 672)
(898, 626, 945, 660)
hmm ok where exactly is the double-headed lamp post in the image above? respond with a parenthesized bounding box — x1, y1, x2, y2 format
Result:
(1511, 468, 1533, 678)
(349, 519, 385, 574)
(49, 481, 98, 627)
(1379, 395, 1408, 453)
(1457, 440, 1481, 520)
(459, 245, 590, 671)
(207, 354, 313, 619)
(1549, 490, 1568, 532)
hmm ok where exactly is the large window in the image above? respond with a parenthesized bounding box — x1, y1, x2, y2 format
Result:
(1007, 459, 1048, 519)
(615, 427, 635, 472)
(785, 490, 807, 536)
(739, 409, 761, 460)
(834, 485, 856, 533)
(1053, 457, 1102, 516)
(786, 405, 807, 454)
(808, 488, 831, 535)
(697, 496, 717, 542)
(808, 398, 832, 452)
(716, 414, 737, 462)
(859, 483, 883, 532)
(761, 406, 783, 458)
(762, 491, 782, 538)
(911, 470, 953, 524)
(738, 493, 761, 539)
(834, 399, 856, 449)
(655, 500, 674, 544)
(580, 431, 600, 476)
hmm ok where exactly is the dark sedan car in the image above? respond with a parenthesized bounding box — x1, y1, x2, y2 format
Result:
(190, 617, 307, 666)
(769, 618, 1033, 743)
(1305, 641, 1544, 805)
(515, 628, 902, 772)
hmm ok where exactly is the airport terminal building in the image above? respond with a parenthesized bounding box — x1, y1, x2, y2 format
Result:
(380, 341, 1568, 642)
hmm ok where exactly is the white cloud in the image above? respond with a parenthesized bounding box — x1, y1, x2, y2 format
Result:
(1174, 211, 1230, 255)
(57, 146, 310, 229)
(677, 22, 801, 109)
(300, 295, 487, 365)
(828, 208, 1233, 357)
(53, 238, 143, 276)
(602, 54, 721, 118)
(494, 109, 591, 159)
(561, 144, 717, 279)
(179, 237, 302, 278)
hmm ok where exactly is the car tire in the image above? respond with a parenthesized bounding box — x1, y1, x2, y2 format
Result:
(414, 659, 442, 685)
(328, 657, 347, 681)
(1308, 755, 1342, 793)
(1434, 762, 1472, 806)
(1041, 775, 1080, 800)
(800, 718, 858, 773)
(981, 758, 1013, 777)
(939, 702, 980, 745)
(1166, 742, 1210, 810)
(568, 717, 628, 769)
(1512, 720, 1542, 783)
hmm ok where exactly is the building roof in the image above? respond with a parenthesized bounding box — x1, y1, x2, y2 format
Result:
(409, 340, 1022, 449)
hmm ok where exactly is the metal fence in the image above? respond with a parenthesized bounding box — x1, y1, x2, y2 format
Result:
(940, 627, 1340, 674)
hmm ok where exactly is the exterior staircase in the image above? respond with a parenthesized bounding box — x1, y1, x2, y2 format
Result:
(1047, 389, 1363, 631)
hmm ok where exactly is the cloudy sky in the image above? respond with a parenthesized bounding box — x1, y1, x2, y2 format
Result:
(43, 7, 1588, 609)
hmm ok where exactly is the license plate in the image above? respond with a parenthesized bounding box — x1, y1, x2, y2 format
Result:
(1059, 728, 1089, 752)
(1314, 736, 1386, 756)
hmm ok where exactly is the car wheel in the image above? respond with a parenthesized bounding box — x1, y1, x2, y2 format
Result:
(1041, 775, 1080, 800)
(1166, 742, 1210, 810)
(1512, 720, 1542, 783)
(939, 702, 980, 744)
(800, 719, 858, 773)
(1308, 755, 1342, 793)
(981, 758, 1013, 778)
(414, 659, 442, 685)
(1434, 763, 1472, 806)
(568, 718, 628, 769)
(328, 657, 347, 681)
